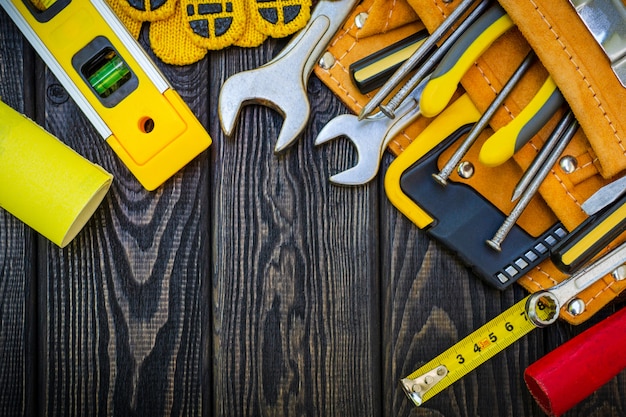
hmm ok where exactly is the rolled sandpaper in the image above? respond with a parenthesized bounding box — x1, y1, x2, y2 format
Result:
(524, 306, 626, 416)
(0, 99, 113, 247)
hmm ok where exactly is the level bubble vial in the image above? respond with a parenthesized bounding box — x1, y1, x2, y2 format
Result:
(83, 48, 132, 99)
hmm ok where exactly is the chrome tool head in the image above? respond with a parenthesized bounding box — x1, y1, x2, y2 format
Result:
(218, 65, 310, 153)
(217, 0, 358, 153)
(315, 76, 429, 186)
(314, 112, 392, 185)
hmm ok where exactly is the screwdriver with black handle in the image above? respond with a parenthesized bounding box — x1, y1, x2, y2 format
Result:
(551, 176, 626, 273)
(350, 30, 429, 94)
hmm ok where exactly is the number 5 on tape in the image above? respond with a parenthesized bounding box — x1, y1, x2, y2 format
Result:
(1, 0, 212, 190)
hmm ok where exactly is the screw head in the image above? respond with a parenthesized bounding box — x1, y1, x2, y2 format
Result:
(457, 161, 475, 179)
(612, 264, 626, 280)
(567, 298, 586, 316)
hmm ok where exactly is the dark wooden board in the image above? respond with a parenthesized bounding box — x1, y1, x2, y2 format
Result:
(1, 7, 626, 417)
(30, 24, 210, 417)
(0, 12, 38, 417)
(208, 42, 381, 417)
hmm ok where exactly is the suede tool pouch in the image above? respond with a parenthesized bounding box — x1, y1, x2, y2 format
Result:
(497, 0, 626, 179)
(314, 0, 626, 324)
(398, 0, 626, 324)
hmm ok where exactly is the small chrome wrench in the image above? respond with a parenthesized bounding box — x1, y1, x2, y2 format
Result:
(218, 0, 359, 153)
(526, 240, 626, 327)
(314, 76, 430, 186)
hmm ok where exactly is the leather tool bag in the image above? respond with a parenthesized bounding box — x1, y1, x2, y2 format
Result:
(314, 0, 626, 325)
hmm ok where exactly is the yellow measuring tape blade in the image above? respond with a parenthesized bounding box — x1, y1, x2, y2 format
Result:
(401, 295, 550, 406)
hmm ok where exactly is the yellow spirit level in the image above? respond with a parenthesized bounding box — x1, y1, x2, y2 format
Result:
(1, 0, 212, 190)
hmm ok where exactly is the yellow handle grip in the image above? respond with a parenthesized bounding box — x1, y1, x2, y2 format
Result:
(479, 77, 564, 167)
(419, 5, 514, 118)
(554, 196, 626, 272)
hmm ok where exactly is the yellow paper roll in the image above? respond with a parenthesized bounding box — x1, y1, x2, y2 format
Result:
(0, 99, 113, 247)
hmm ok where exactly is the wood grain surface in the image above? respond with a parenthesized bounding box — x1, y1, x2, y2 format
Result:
(0, 17, 38, 417)
(1, 7, 625, 417)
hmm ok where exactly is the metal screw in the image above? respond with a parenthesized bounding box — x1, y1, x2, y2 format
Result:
(435, 52, 537, 187)
(358, 0, 485, 120)
(318, 52, 335, 70)
(355, 12, 368, 29)
(487, 113, 578, 251)
(457, 161, 475, 179)
(559, 155, 578, 173)
(567, 298, 586, 316)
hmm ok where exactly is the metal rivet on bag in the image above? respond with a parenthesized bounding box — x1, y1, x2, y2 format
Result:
(318, 52, 336, 70)
(559, 155, 578, 173)
(355, 12, 368, 29)
(612, 264, 626, 280)
(457, 161, 474, 179)
(567, 298, 586, 316)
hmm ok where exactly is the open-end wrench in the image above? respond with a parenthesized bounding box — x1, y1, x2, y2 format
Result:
(314, 76, 430, 186)
(218, 0, 358, 153)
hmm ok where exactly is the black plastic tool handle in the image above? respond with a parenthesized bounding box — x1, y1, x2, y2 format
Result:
(551, 192, 626, 273)
(350, 30, 429, 94)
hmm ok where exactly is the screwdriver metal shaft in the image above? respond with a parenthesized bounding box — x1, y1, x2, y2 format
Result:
(358, 0, 481, 120)
(511, 109, 574, 201)
(432, 51, 536, 186)
(486, 111, 578, 252)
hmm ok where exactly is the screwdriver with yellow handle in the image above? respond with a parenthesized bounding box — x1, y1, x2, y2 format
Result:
(478, 77, 565, 167)
(551, 176, 626, 273)
(419, 3, 514, 118)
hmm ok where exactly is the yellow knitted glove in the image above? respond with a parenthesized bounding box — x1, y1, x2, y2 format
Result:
(106, 0, 313, 65)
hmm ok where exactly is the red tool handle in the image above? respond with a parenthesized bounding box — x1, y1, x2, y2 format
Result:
(524, 306, 626, 416)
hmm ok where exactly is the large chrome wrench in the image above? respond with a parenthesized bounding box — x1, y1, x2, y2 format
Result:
(314, 76, 430, 186)
(218, 0, 359, 153)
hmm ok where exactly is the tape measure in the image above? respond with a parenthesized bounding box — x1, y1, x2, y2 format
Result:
(1, 0, 212, 190)
(401, 295, 553, 406)
(401, 237, 626, 407)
